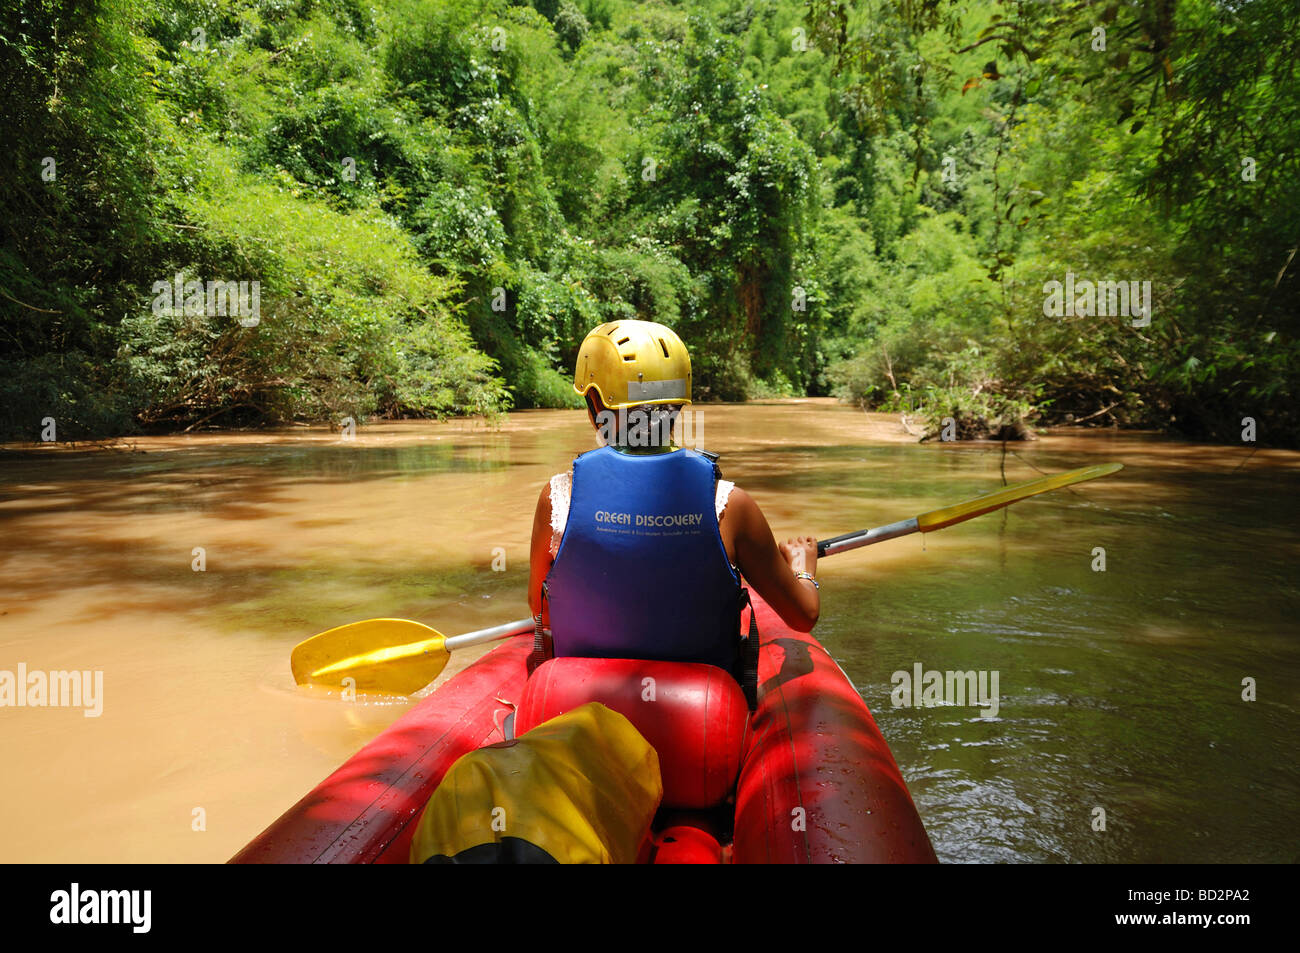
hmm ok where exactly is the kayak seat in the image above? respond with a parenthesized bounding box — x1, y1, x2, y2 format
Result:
(517, 657, 749, 810)
(651, 825, 725, 864)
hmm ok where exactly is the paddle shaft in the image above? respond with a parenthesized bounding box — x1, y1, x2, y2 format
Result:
(815, 462, 1121, 559)
(445, 618, 534, 652)
(818, 518, 919, 558)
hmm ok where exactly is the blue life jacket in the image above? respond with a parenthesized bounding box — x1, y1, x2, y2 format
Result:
(542, 445, 748, 684)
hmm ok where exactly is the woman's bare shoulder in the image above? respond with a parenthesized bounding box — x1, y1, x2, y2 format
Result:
(725, 485, 758, 515)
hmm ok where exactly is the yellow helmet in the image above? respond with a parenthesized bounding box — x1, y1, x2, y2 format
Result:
(573, 321, 692, 410)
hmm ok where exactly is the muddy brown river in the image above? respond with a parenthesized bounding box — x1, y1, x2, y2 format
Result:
(1, 400, 1296, 862)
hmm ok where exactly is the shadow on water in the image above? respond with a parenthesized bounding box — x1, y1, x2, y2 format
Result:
(0, 523, 531, 638)
(0, 442, 518, 515)
(0, 437, 539, 639)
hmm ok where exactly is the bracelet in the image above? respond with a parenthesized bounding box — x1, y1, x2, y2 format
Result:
(794, 570, 819, 590)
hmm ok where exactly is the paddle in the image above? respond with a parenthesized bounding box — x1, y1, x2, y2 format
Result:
(292, 616, 533, 695)
(817, 462, 1123, 557)
(293, 461, 1122, 693)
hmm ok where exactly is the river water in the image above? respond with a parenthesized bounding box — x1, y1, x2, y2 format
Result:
(1, 400, 1296, 862)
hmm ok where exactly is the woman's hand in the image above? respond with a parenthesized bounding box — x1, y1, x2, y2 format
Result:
(778, 535, 818, 579)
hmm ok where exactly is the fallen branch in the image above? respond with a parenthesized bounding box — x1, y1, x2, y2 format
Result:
(1074, 402, 1119, 424)
(0, 288, 62, 314)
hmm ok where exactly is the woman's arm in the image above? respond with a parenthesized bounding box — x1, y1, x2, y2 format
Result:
(527, 482, 553, 618)
(726, 487, 820, 632)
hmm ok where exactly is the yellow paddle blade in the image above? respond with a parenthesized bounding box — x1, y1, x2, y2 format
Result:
(916, 462, 1123, 532)
(291, 618, 450, 695)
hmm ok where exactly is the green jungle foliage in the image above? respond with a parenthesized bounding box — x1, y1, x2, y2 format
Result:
(2, 0, 1296, 444)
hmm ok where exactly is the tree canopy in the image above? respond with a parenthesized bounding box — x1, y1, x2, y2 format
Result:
(2, 0, 1295, 445)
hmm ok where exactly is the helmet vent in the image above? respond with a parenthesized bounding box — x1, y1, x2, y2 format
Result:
(617, 337, 630, 345)
(658, 338, 669, 358)
(622, 354, 636, 362)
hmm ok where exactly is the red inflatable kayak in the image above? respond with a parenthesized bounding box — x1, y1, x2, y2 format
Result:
(231, 594, 936, 864)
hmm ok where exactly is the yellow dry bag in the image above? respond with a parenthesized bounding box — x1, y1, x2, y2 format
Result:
(410, 702, 662, 864)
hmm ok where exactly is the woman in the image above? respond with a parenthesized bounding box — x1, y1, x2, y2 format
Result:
(527, 320, 820, 704)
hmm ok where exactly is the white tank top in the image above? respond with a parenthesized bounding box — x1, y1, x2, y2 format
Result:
(548, 470, 735, 557)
